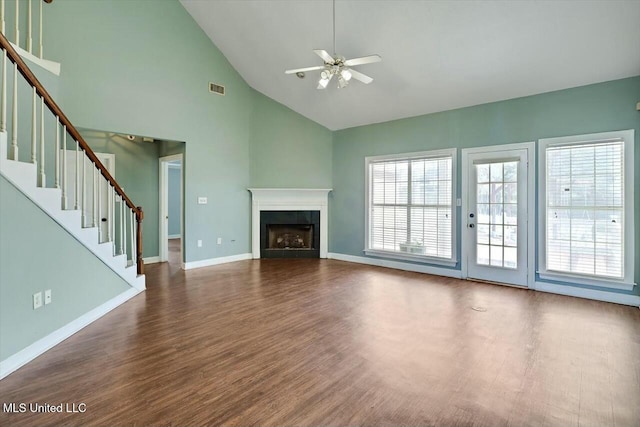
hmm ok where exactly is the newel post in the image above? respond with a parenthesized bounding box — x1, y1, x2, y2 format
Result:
(136, 206, 144, 275)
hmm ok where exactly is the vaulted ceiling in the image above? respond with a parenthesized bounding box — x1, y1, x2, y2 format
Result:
(180, 0, 640, 131)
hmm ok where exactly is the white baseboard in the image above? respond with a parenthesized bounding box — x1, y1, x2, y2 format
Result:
(182, 253, 253, 270)
(168, 235, 180, 239)
(327, 252, 463, 279)
(534, 281, 640, 307)
(143, 256, 161, 264)
(0, 287, 142, 380)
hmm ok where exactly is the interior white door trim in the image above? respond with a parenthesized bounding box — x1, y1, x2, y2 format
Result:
(159, 154, 183, 264)
(461, 142, 536, 288)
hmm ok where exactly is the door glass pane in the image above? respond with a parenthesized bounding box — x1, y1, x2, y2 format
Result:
(475, 161, 518, 269)
(477, 224, 489, 244)
(477, 244, 490, 265)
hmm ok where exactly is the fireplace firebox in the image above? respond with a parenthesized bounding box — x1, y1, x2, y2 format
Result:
(260, 211, 320, 258)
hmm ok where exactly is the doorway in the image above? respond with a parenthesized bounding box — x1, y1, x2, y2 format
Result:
(159, 154, 183, 265)
(461, 142, 535, 288)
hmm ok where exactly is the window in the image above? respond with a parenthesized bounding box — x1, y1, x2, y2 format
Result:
(539, 130, 635, 289)
(365, 149, 456, 265)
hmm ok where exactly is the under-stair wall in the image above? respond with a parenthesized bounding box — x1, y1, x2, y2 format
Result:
(0, 175, 138, 371)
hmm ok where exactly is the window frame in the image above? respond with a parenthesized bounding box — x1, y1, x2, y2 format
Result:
(538, 130, 635, 290)
(364, 148, 457, 266)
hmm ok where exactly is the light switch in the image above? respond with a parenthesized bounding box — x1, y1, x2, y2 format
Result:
(198, 197, 208, 204)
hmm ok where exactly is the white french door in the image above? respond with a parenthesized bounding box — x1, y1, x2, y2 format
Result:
(462, 144, 533, 287)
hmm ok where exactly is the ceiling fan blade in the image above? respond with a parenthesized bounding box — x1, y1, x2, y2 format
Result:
(349, 69, 373, 84)
(313, 49, 335, 64)
(344, 54, 382, 67)
(285, 65, 326, 74)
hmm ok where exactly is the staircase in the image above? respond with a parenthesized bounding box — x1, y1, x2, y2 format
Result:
(0, 11, 145, 290)
(0, 133, 145, 289)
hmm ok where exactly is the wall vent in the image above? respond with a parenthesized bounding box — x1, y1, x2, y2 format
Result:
(209, 82, 225, 96)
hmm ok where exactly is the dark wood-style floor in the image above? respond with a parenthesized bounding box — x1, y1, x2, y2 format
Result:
(1, 246, 639, 426)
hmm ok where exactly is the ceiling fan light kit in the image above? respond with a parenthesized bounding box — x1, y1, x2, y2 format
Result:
(285, 0, 381, 90)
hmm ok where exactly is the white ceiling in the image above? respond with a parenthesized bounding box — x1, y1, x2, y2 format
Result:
(180, 0, 640, 131)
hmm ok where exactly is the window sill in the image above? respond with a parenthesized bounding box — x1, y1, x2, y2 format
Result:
(538, 271, 636, 291)
(364, 249, 457, 267)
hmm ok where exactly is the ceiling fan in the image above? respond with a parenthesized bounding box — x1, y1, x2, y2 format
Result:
(285, 0, 381, 89)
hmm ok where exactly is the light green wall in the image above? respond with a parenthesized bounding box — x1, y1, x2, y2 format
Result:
(249, 91, 332, 188)
(159, 140, 186, 158)
(80, 131, 160, 258)
(0, 176, 131, 359)
(331, 76, 640, 296)
(39, 0, 332, 262)
(44, 0, 253, 262)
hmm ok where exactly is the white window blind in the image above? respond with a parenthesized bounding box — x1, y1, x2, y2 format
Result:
(368, 154, 453, 260)
(545, 139, 624, 278)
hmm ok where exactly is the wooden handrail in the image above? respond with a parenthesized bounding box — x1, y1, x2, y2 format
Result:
(0, 30, 144, 275)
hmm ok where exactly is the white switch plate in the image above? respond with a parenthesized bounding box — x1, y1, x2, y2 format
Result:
(33, 292, 43, 309)
(217, 237, 222, 245)
(197, 240, 203, 247)
(44, 289, 52, 305)
(198, 197, 208, 204)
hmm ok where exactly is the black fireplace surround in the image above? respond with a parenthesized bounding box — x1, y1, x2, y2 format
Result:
(260, 210, 320, 258)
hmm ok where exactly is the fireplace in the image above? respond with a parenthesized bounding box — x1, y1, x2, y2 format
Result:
(260, 211, 320, 258)
(248, 188, 332, 259)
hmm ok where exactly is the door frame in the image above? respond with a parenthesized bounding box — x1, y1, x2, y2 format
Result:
(461, 142, 536, 288)
(159, 154, 183, 263)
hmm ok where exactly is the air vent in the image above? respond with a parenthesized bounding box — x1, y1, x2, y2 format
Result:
(209, 82, 225, 96)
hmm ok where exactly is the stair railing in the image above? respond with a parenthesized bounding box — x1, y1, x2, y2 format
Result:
(0, 0, 52, 59)
(0, 30, 144, 275)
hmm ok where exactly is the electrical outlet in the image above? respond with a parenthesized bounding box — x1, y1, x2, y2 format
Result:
(198, 197, 208, 204)
(44, 289, 52, 305)
(33, 292, 43, 309)
(217, 237, 222, 245)
(197, 240, 203, 247)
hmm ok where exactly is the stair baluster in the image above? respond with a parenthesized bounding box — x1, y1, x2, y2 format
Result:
(81, 149, 86, 226)
(14, 0, 17, 46)
(38, 95, 44, 186)
(54, 116, 59, 188)
(120, 194, 124, 256)
(39, 0, 43, 58)
(130, 210, 135, 266)
(61, 125, 66, 208)
(106, 182, 111, 242)
(92, 163, 97, 228)
(74, 140, 78, 209)
(111, 187, 116, 256)
(1, 50, 5, 132)
(9, 62, 16, 159)
(30, 87, 35, 163)
(97, 172, 102, 243)
(27, 0, 32, 53)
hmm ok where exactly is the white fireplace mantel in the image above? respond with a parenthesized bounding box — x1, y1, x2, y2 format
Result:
(248, 188, 332, 259)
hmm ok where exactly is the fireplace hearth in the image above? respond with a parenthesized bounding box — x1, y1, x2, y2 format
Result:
(260, 211, 320, 258)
